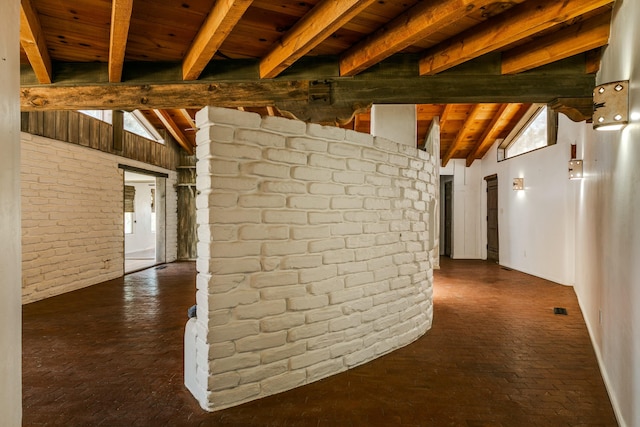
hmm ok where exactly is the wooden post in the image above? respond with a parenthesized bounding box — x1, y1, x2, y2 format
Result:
(112, 110, 123, 151)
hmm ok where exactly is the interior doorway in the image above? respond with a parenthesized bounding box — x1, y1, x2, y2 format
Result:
(440, 175, 453, 258)
(124, 170, 162, 273)
(485, 174, 499, 262)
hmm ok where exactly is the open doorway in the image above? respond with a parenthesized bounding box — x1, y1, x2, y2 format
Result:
(440, 175, 453, 258)
(124, 171, 159, 273)
(485, 174, 499, 262)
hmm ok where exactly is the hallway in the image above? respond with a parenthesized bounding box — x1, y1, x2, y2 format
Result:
(22, 259, 617, 426)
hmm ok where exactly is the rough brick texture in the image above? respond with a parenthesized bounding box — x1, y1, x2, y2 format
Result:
(192, 107, 436, 411)
(21, 132, 178, 303)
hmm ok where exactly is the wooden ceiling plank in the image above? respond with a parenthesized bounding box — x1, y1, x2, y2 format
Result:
(340, 0, 496, 77)
(108, 0, 134, 83)
(179, 108, 197, 130)
(259, 0, 377, 79)
(20, 0, 53, 84)
(153, 109, 194, 155)
(419, 0, 614, 75)
(465, 103, 518, 167)
(442, 104, 483, 167)
(182, 0, 254, 81)
(501, 10, 612, 74)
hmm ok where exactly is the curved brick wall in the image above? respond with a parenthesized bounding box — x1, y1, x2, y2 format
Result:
(187, 106, 436, 411)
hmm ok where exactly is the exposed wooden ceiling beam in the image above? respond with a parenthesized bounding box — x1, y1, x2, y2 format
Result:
(439, 104, 453, 130)
(108, 0, 133, 83)
(182, 0, 254, 81)
(153, 109, 193, 155)
(585, 48, 602, 74)
(419, 0, 613, 75)
(20, 0, 52, 84)
(465, 103, 522, 167)
(502, 11, 612, 74)
(340, 0, 495, 77)
(442, 104, 483, 167)
(259, 0, 377, 79)
(20, 55, 596, 123)
(179, 108, 197, 130)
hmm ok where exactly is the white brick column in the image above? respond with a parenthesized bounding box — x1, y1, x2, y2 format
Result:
(188, 106, 436, 411)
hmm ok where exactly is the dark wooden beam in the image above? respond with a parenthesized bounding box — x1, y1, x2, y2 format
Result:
(112, 110, 124, 151)
(20, 54, 596, 124)
(549, 97, 594, 122)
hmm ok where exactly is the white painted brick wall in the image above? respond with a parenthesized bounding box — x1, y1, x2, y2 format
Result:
(191, 107, 436, 412)
(21, 132, 177, 303)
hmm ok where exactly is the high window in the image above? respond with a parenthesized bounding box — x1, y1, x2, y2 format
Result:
(79, 110, 164, 143)
(498, 105, 557, 161)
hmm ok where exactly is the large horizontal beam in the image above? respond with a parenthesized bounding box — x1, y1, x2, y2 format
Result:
(20, 54, 595, 123)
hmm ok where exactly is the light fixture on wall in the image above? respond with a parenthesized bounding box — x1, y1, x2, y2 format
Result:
(568, 160, 583, 179)
(568, 143, 583, 180)
(593, 80, 629, 131)
(512, 178, 524, 191)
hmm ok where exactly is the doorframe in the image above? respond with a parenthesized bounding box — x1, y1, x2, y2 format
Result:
(119, 164, 168, 273)
(484, 174, 499, 262)
(440, 175, 454, 258)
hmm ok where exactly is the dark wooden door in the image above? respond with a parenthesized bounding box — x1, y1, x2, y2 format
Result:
(485, 175, 499, 262)
(444, 181, 452, 257)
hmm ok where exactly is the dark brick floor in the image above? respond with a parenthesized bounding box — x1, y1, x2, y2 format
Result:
(22, 258, 618, 426)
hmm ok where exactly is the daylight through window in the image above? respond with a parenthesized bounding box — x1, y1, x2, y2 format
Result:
(498, 105, 556, 161)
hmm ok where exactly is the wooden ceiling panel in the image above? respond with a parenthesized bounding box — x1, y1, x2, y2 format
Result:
(125, 0, 216, 62)
(35, 13, 111, 62)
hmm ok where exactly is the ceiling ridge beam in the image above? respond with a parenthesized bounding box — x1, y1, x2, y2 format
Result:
(501, 9, 612, 74)
(442, 104, 483, 167)
(20, 0, 53, 84)
(259, 0, 377, 79)
(419, 0, 614, 75)
(465, 103, 523, 167)
(182, 0, 254, 81)
(108, 0, 134, 83)
(153, 109, 193, 155)
(340, 0, 495, 77)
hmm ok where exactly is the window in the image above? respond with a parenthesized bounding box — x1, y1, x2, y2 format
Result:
(498, 105, 557, 161)
(79, 110, 164, 143)
(124, 185, 135, 235)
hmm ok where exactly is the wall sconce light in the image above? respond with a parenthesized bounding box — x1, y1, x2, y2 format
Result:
(593, 80, 629, 131)
(513, 178, 524, 190)
(569, 143, 583, 180)
(568, 160, 583, 179)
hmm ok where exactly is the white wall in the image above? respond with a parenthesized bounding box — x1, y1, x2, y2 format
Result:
(371, 104, 417, 147)
(573, 1, 640, 425)
(480, 115, 578, 286)
(0, 1, 22, 424)
(21, 132, 178, 303)
(439, 159, 484, 259)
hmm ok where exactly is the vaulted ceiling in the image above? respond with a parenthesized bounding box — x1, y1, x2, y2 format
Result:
(20, 0, 613, 164)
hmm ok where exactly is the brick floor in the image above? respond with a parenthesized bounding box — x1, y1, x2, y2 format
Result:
(22, 258, 618, 426)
